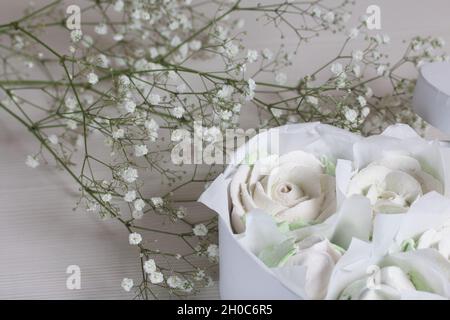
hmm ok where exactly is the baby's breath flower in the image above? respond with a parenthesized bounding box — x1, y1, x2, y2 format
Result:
(86, 201, 100, 213)
(275, 72, 287, 85)
(82, 35, 95, 48)
(66, 119, 78, 130)
(195, 270, 206, 280)
(361, 106, 371, 118)
(189, 40, 202, 51)
(144, 259, 156, 274)
(148, 94, 161, 105)
(95, 23, 108, 35)
(95, 54, 110, 68)
(171, 129, 188, 142)
(101, 193, 112, 202)
(193, 224, 208, 236)
(48, 134, 58, 145)
(172, 106, 185, 118)
(220, 110, 233, 121)
(70, 29, 83, 43)
(377, 64, 387, 76)
(25, 155, 39, 168)
(151, 197, 164, 208)
(207, 244, 219, 262)
(352, 50, 364, 61)
(217, 85, 234, 99)
(262, 48, 273, 60)
(357, 96, 367, 107)
(134, 144, 148, 157)
(150, 272, 164, 284)
(113, 0, 124, 12)
(171, 36, 181, 47)
(331, 63, 343, 75)
(167, 275, 183, 289)
(134, 198, 146, 211)
(347, 28, 359, 39)
(122, 99, 136, 113)
(312, 7, 322, 17)
(122, 167, 138, 183)
(176, 207, 186, 219)
(113, 34, 124, 42)
(245, 78, 256, 101)
(306, 96, 318, 105)
(65, 96, 77, 110)
(247, 49, 258, 63)
(352, 64, 361, 77)
(272, 108, 284, 118)
(144, 120, 159, 141)
(112, 128, 125, 140)
(232, 103, 241, 113)
(343, 106, 358, 123)
(323, 11, 335, 23)
(223, 41, 239, 58)
(129, 232, 142, 245)
(121, 278, 133, 292)
(87, 72, 99, 85)
(365, 86, 374, 98)
(117, 75, 130, 89)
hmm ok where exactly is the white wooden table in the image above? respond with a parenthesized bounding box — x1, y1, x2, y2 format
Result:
(1, 0, 450, 299)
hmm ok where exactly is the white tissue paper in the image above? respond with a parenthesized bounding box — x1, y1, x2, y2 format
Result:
(198, 122, 450, 299)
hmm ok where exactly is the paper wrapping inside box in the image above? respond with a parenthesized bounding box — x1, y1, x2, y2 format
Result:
(199, 173, 299, 299)
(218, 219, 299, 299)
(197, 123, 363, 299)
(413, 62, 450, 134)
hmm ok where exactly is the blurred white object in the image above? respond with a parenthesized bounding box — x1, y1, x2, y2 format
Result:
(413, 62, 450, 135)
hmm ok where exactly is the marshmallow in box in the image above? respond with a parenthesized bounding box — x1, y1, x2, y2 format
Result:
(198, 123, 361, 299)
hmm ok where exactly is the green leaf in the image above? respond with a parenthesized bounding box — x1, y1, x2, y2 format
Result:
(276, 221, 290, 233)
(400, 239, 416, 252)
(408, 270, 432, 292)
(321, 156, 336, 176)
(289, 218, 314, 231)
(258, 238, 296, 268)
(330, 243, 346, 255)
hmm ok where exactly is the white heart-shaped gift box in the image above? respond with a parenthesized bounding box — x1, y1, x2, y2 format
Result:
(413, 62, 450, 135)
(198, 122, 364, 299)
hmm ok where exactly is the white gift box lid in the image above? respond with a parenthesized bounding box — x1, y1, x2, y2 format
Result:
(413, 62, 450, 134)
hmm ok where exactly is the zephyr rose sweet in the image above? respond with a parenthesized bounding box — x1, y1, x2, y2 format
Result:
(371, 192, 450, 262)
(346, 152, 443, 213)
(337, 124, 450, 214)
(415, 226, 450, 260)
(199, 123, 363, 299)
(283, 236, 343, 299)
(238, 210, 355, 300)
(339, 265, 431, 300)
(326, 238, 450, 300)
(230, 151, 337, 233)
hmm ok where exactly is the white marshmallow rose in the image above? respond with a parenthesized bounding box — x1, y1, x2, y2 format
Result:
(339, 266, 418, 300)
(346, 152, 443, 214)
(284, 236, 343, 300)
(230, 151, 336, 233)
(411, 226, 450, 260)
